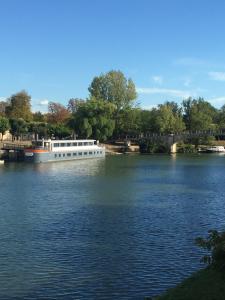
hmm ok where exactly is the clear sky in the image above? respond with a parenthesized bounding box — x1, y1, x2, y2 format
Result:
(1, 0, 225, 111)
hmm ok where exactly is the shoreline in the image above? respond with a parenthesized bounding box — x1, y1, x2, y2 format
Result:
(145, 267, 225, 300)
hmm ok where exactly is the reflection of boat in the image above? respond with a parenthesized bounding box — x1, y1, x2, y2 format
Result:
(205, 146, 225, 153)
(24, 139, 105, 163)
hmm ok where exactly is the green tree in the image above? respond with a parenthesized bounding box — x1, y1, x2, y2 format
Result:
(89, 70, 137, 111)
(28, 121, 49, 140)
(116, 108, 141, 136)
(69, 97, 115, 141)
(48, 124, 72, 139)
(89, 70, 137, 137)
(215, 104, 225, 130)
(0, 117, 10, 140)
(183, 98, 217, 131)
(9, 118, 28, 140)
(155, 103, 185, 134)
(6, 90, 32, 121)
(33, 111, 47, 122)
(67, 98, 85, 113)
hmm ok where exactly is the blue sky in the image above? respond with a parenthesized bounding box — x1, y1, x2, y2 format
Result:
(1, 0, 225, 111)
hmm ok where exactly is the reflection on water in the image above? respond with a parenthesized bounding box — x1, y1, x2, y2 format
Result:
(0, 154, 225, 299)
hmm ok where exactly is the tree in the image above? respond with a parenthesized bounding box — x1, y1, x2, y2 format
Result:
(47, 102, 70, 124)
(154, 103, 185, 134)
(215, 104, 225, 130)
(0, 117, 10, 140)
(69, 97, 115, 141)
(89, 70, 137, 137)
(28, 122, 49, 140)
(33, 111, 47, 122)
(0, 101, 7, 117)
(67, 98, 85, 113)
(47, 124, 72, 139)
(89, 70, 137, 111)
(116, 108, 141, 136)
(6, 90, 32, 121)
(9, 118, 28, 140)
(182, 98, 217, 131)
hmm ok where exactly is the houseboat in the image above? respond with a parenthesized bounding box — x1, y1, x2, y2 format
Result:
(24, 139, 105, 163)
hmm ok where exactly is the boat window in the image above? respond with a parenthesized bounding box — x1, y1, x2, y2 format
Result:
(84, 152, 87, 155)
(59, 154, 61, 157)
(60, 143, 65, 147)
(53, 143, 59, 147)
(100, 151, 102, 154)
(78, 152, 82, 156)
(78, 142, 82, 146)
(89, 151, 92, 155)
(97, 151, 99, 154)
(84, 142, 88, 146)
(67, 153, 71, 156)
(55, 154, 57, 158)
(67, 143, 71, 147)
(88, 142, 93, 145)
(63, 154, 65, 157)
(72, 142, 77, 146)
(73, 153, 77, 156)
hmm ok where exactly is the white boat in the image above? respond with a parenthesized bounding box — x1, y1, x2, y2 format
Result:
(24, 139, 105, 163)
(206, 146, 225, 153)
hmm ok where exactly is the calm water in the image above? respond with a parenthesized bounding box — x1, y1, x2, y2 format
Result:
(0, 154, 225, 299)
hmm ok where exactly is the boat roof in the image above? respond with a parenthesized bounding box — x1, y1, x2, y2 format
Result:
(35, 139, 96, 143)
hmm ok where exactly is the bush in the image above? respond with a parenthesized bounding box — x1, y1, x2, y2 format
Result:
(177, 143, 196, 153)
(195, 230, 225, 271)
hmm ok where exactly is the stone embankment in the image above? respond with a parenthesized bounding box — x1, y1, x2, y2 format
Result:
(102, 142, 140, 154)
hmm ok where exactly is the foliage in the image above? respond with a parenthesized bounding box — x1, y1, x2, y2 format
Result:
(28, 122, 48, 139)
(183, 97, 217, 131)
(139, 140, 169, 153)
(0, 101, 7, 117)
(9, 118, 28, 139)
(47, 124, 72, 139)
(67, 98, 85, 113)
(48, 102, 70, 124)
(195, 230, 225, 271)
(215, 105, 225, 130)
(154, 103, 185, 134)
(0, 116, 10, 139)
(88, 70, 137, 111)
(33, 111, 47, 122)
(115, 108, 141, 137)
(6, 90, 32, 121)
(69, 97, 115, 141)
(177, 143, 196, 153)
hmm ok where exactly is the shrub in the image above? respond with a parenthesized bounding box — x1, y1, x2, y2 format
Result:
(195, 230, 225, 271)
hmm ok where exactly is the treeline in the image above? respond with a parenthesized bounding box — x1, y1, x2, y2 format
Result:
(0, 70, 225, 141)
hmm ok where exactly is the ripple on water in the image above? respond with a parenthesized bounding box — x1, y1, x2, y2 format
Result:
(0, 155, 225, 299)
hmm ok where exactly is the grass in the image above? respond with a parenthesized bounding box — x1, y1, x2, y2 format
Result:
(153, 267, 225, 300)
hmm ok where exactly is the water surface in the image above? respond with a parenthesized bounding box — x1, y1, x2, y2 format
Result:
(0, 154, 225, 299)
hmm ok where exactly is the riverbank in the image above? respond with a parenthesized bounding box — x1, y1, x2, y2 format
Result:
(151, 267, 225, 300)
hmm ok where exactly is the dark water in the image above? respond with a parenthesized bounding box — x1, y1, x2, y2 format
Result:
(0, 154, 225, 299)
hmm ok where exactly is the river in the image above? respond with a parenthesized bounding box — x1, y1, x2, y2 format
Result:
(0, 154, 225, 299)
